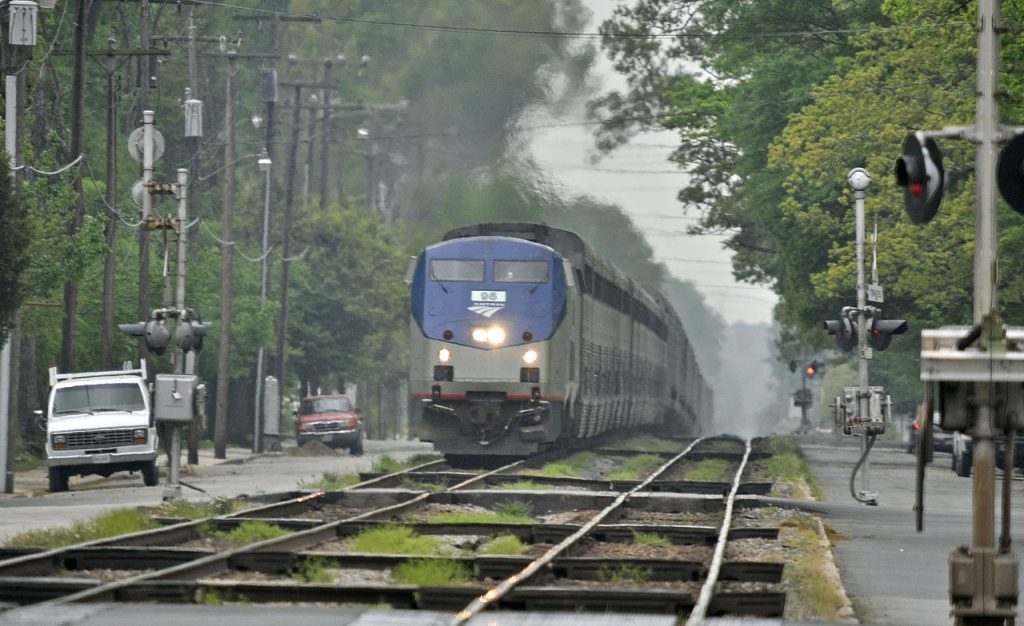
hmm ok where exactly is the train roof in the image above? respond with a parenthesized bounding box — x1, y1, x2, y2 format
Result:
(442, 222, 677, 325)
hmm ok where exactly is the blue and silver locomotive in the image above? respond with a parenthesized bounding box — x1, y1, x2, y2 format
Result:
(407, 223, 712, 458)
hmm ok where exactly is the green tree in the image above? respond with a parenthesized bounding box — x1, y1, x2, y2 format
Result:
(0, 156, 28, 344)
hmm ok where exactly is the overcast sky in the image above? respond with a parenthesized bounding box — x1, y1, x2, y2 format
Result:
(525, 0, 778, 325)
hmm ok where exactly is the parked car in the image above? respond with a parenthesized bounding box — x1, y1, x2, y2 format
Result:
(295, 394, 364, 455)
(907, 408, 954, 456)
(950, 433, 1024, 478)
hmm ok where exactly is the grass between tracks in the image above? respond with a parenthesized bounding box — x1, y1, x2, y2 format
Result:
(780, 513, 846, 622)
(760, 436, 823, 500)
(608, 453, 665, 480)
(602, 435, 681, 453)
(683, 458, 733, 482)
(479, 534, 530, 555)
(197, 520, 289, 547)
(3, 507, 159, 548)
(392, 558, 473, 585)
(372, 454, 442, 473)
(524, 451, 599, 478)
(299, 471, 361, 490)
(351, 524, 444, 555)
(427, 500, 536, 525)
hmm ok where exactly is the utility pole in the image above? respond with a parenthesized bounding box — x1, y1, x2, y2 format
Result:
(273, 78, 302, 411)
(59, 0, 88, 373)
(214, 52, 237, 460)
(138, 0, 153, 361)
(101, 38, 118, 370)
(319, 57, 333, 211)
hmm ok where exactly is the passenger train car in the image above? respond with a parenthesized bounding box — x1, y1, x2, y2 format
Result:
(407, 223, 712, 458)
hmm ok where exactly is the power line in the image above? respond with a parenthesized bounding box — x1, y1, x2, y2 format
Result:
(191, 2, 967, 41)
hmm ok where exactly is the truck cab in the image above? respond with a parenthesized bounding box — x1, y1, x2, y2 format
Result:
(42, 362, 158, 492)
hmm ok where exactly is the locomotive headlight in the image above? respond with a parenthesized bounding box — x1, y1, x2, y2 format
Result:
(487, 326, 505, 345)
(523, 349, 538, 364)
(471, 328, 489, 343)
(438, 348, 451, 363)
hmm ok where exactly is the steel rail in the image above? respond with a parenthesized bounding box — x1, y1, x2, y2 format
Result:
(12, 457, 524, 609)
(449, 437, 706, 625)
(685, 438, 753, 626)
(0, 490, 326, 577)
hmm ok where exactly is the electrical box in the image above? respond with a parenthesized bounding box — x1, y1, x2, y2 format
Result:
(836, 386, 890, 435)
(8, 1, 38, 47)
(154, 374, 198, 423)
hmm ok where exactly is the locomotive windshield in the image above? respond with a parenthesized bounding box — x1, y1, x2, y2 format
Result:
(494, 260, 549, 283)
(430, 259, 484, 282)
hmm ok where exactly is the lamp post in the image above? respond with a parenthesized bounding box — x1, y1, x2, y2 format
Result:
(253, 149, 272, 453)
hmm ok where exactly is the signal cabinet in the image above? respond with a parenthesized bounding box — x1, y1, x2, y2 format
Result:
(154, 374, 198, 424)
(833, 386, 891, 435)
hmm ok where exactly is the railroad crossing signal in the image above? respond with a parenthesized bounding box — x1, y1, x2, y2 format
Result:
(804, 360, 821, 378)
(867, 318, 908, 351)
(997, 132, 1024, 215)
(118, 318, 171, 355)
(824, 317, 857, 352)
(895, 132, 945, 224)
(174, 309, 209, 353)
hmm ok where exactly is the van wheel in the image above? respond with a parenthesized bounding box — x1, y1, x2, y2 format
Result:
(142, 460, 159, 486)
(48, 467, 68, 493)
(955, 449, 973, 478)
(349, 431, 364, 456)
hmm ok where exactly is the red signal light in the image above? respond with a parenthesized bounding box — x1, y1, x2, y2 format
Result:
(910, 182, 924, 197)
(805, 366, 816, 377)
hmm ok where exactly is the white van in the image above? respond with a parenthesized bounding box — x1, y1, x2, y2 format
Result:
(42, 362, 158, 492)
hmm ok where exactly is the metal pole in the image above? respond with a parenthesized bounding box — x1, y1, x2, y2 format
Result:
(163, 169, 188, 501)
(0, 71, 14, 493)
(253, 158, 271, 454)
(853, 175, 874, 500)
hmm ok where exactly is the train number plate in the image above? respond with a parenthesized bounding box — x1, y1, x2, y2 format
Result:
(91, 453, 111, 464)
(471, 290, 506, 302)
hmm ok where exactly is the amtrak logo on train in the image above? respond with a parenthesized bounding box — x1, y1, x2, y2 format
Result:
(468, 290, 506, 317)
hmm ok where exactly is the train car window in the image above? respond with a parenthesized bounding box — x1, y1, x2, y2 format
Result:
(494, 260, 549, 283)
(430, 259, 484, 282)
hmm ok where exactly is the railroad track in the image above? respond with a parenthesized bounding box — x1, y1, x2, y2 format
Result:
(0, 436, 789, 623)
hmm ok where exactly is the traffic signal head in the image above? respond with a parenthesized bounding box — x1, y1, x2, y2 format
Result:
(895, 133, 945, 224)
(868, 318, 908, 351)
(997, 133, 1024, 215)
(788, 359, 798, 373)
(119, 319, 171, 354)
(824, 318, 857, 352)
(175, 310, 210, 352)
(804, 360, 821, 378)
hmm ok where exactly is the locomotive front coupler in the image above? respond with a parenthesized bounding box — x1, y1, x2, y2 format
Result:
(421, 398, 456, 415)
(516, 401, 550, 421)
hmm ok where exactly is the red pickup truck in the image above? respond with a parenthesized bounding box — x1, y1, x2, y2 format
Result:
(295, 394, 364, 455)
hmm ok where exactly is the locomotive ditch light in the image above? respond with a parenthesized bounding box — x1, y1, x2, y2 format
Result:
(438, 348, 451, 362)
(523, 349, 538, 364)
(487, 326, 505, 345)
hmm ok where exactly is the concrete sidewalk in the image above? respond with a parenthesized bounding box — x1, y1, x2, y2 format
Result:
(3, 444, 264, 499)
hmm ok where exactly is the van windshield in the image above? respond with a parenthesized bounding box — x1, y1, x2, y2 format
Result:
(301, 397, 352, 414)
(54, 383, 146, 415)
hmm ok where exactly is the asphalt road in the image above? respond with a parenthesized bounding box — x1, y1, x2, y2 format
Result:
(0, 439, 436, 543)
(799, 433, 1024, 626)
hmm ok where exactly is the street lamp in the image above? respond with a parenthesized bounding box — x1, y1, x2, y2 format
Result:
(253, 149, 272, 453)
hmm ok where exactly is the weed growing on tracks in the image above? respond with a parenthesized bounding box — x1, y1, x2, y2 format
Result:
(372, 454, 442, 473)
(597, 563, 653, 585)
(683, 458, 732, 482)
(602, 435, 680, 453)
(479, 534, 529, 555)
(525, 451, 599, 478)
(4, 507, 158, 548)
(198, 520, 289, 547)
(392, 558, 472, 585)
(429, 500, 535, 525)
(292, 556, 337, 583)
(780, 513, 846, 622)
(759, 436, 822, 500)
(632, 530, 672, 547)
(156, 498, 239, 519)
(352, 525, 443, 555)
(300, 472, 361, 490)
(496, 479, 549, 490)
(400, 477, 447, 492)
(608, 453, 664, 480)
